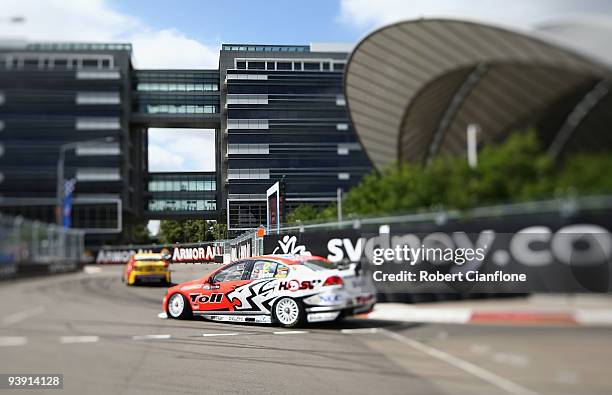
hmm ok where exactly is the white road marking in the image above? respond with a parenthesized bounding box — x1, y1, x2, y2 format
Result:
(132, 334, 171, 340)
(273, 331, 308, 335)
(157, 312, 168, 319)
(367, 304, 471, 324)
(379, 328, 539, 395)
(60, 336, 99, 344)
(83, 266, 103, 274)
(2, 306, 45, 327)
(202, 332, 241, 337)
(341, 328, 380, 334)
(0, 336, 28, 346)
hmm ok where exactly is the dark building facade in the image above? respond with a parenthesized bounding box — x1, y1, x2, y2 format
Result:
(219, 44, 371, 230)
(0, 41, 371, 243)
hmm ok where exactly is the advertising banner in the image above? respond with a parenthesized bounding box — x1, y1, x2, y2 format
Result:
(263, 211, 612, 293)
(95, 244, 222, 265)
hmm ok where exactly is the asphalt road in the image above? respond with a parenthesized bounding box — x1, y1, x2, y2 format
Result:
(0, 265, 610, 395)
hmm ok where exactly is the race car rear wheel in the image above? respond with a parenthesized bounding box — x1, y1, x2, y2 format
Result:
(274, 297, 304, 328)
(167, 293, 192, 319)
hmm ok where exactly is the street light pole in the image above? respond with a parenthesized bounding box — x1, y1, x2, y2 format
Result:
(55, 137, 116, 226)
(55, 146, 66, 225)
(467, 124, 480, 169)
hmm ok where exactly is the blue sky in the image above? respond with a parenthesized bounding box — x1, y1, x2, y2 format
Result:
(111, 0, 363, 47)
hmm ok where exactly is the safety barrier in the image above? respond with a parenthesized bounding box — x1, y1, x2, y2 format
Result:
(0, 214, 85, 280)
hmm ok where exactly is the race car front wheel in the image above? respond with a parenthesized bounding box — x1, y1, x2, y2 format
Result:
(167, 293, 192, 320)
(274, 297, 304, 328)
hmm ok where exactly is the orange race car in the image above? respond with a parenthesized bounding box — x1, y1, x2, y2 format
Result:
(122, 253, 171, 286)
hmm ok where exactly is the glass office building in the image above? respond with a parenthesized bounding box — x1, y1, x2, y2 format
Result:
(219, 44, 372, 230)
(0, 41, 371, 243)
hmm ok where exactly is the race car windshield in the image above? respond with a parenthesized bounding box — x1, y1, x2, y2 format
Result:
(301, 259, 337, 271)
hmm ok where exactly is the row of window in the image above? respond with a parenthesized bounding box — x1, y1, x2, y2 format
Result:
(2, 55, 115, 70)
(148, 199, 216, 211)
(235, 60, 345, 72)
(75, 118, 121, 130)
(227, 168, 270, 180)
(226, 119, 269, 129)
(75, 168, 120, 182)
(227, 144, 269, 155)
(27, 42, 131, 51)
(75, 143, 120, 156)
(222, 45, 309, 52)
(136, 83, 219, 92)
(227, 143, 360, 156)
(148, 180, 216, 192)
(226, 74, 268, 81)
(76, 92, 120, 105)
(143, 104, 217, 114)
(226, 94, 268, 105)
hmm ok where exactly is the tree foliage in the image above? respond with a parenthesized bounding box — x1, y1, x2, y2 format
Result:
(158, 219, 219, 244)
(286, 130, 612, 223)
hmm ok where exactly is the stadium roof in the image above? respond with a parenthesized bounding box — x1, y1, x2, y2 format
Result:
(345, 19, 612, 170)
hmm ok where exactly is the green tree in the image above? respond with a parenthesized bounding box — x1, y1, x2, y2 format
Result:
(123, 221, 151, 244)
(286, 204, 320, 224)
(285, 129, 612, 223)
(210, 223, 227, 240)
(158, 220, 206, 243)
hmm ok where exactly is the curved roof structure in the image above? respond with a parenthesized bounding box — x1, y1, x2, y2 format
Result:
(345, 19, 612, 170)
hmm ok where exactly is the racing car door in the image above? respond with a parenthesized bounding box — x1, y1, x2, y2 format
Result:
(195, 260, 253, 311)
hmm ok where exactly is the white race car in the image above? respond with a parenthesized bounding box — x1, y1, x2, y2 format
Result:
(162, 254, 376, 327)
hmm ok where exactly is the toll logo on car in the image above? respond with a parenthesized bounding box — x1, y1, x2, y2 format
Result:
(278, 280, 314, 291)
(189, 293, 224, 303)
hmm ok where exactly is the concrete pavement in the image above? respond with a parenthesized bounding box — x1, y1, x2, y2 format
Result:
(0, 265, 610, 394)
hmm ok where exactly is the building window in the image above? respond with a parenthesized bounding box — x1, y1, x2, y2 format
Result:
(226, 74, 268, 81)
(76, 117, 121, 130)
(226, 94, 268, 105)
(226, 119, 269, 129)
(148, 199, 216, 211)
(266, 62, 275, 70)
(227, 168, 270, 180)
(76, 142, 120, 156)
(322, 62, 330, 70)
(137, 83, 218, 92)
(248, 61, 265, 70)
(338, 173, 350, 180)
(237, 61, 246, 69)
(336, 95, 346, 106)
(76, 70, 120, 80)
(336, 123, 348, 131)
(144, 104, 217, 114)
(82, 59, 98, 68)
(277, 62, 291, 70)
(148, 178, 216, 192)
(293, 62, 302, 71)
(227, 144, 269, 155)
(76, 168, 121, 181)
(76, 92, 121, 105)
(304, 62, 320, 71)
(333, 62, 345, 71)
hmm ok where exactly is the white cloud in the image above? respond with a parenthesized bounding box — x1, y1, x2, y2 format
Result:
(148, 128, 216, 172)
(147, 220, 160, 236)
(338, 0, 612, 32)
(0, 0, 219, 69)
